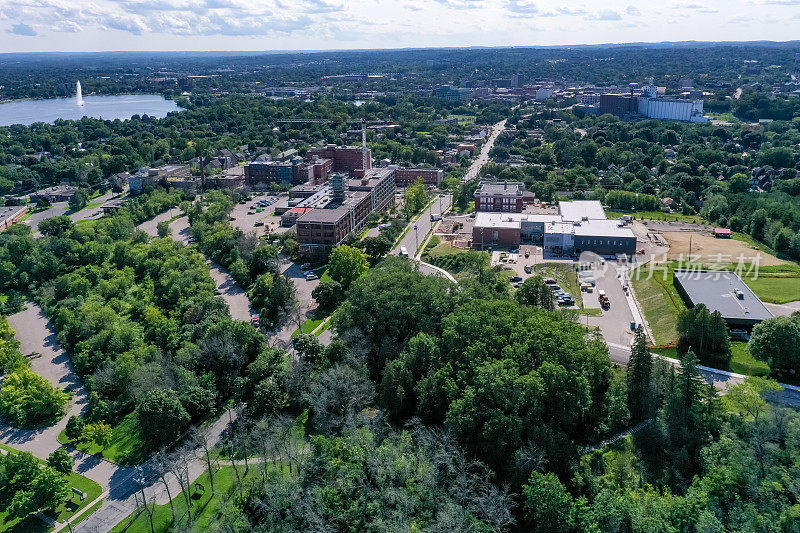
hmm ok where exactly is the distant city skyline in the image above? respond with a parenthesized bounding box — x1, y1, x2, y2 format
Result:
(1, 0, 799, 53)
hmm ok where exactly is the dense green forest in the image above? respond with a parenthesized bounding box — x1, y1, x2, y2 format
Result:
(0, 188, 290, 457)
(187, 258, 799, 532)
(3, 45, 800, 531)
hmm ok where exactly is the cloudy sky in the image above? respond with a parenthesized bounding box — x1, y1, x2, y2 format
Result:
(0, 0, 798, 53)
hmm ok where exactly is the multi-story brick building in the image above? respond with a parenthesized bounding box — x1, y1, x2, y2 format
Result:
(244, 159, 307, 187)
(307, 155, 333, 183)
(394, 167, 444, 187)
(306, 145, 371, 176)
(474, 181, 525, 213)
(296, 168, 395, 257)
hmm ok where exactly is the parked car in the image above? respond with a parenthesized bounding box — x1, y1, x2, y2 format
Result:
(544, 278, 557, 285)
(300, 262, 311, 270)
(524, 265, 532, 274)
(250, 316, 260, 328)
(254, 221, 264, 227)
(305, 273, 319, 281)
(550, 284, 562, 292)
(509, 276, 522, 283)
(525, 250, 530, 258)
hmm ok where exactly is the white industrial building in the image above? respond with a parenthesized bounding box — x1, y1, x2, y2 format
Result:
(472, 200, 637, 256)
(638, 80, 708, 123)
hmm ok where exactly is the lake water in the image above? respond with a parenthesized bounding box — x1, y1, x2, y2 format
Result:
(0, 94, 180, 127)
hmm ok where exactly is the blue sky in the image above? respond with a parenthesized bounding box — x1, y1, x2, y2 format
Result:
(1, 0, 799, 52)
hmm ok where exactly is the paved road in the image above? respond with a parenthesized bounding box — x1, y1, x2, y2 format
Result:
(392, 194, 452, 257)
(585, 263, 637, 346)
(72, 410, 236, 533)
(135, 206, 182, 237)
(70, 191, 118, 223)
(463, 119, 506, 183)
(765, 300, 800, 317)
(1, 304, 134, 499)
(25, 202, 68, 232)
(209, 260, 254, 322)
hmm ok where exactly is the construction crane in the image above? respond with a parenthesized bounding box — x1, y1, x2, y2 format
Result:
(275, 117, 370, 173)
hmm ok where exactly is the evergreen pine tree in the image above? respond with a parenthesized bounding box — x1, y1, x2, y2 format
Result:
(627, 325, 652, 422)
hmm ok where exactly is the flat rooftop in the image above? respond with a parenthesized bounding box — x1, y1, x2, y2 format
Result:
(573, 219, 636, 239)
(673, 270, 773, 323)
(0, 205, 27, 221)
(476, 181, 524, 196)
(473, 212, 521, 230)
(558, 200, 606, 222)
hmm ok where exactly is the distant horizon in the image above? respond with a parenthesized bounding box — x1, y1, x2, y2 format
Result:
(2, 0, 799, 54)
(1, 39, 799, 57)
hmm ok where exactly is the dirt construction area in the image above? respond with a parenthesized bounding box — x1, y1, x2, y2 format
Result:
(662, 231, 785, 266)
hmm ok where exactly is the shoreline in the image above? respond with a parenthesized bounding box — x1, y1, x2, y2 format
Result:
(0, 92, 179, 106)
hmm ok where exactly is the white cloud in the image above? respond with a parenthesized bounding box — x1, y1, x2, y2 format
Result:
(595, 9, 623, 20)
(7, 22, 36, 35)
(52, 20, 82, 32)
(0, 0, 799, 51)
(506, 0, 540, 15)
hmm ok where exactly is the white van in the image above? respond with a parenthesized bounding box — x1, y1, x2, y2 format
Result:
(399, 246, 409, 257)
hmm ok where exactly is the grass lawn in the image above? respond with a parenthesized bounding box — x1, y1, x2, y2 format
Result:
(605, 210, 707, 225)
(446, 114, 477, 126)
(532, 263, 584, 308)
(741, 263, 800, 304)
(73, 219, 98, 228)
(58, 411, 147, 466)
(630, 265, 686, 346)
(110, 465, 257, 533)
(651, 342, 769, 378)
(291, 315, 326, 338)
(0, 444, 102, 532)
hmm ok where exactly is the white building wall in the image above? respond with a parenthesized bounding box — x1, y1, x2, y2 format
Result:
(638, 97, 707, 122)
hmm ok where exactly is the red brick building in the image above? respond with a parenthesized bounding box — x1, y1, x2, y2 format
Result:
(394, 167, 444, 186)
(474, 181, 524, 213)
(306, 145, 372, 176)
(307, 156, 333, 183)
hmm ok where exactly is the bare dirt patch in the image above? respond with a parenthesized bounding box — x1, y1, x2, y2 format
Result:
(663, 231, 785, 266)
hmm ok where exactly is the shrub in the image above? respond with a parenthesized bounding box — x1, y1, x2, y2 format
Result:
(0, 367, 69, 427)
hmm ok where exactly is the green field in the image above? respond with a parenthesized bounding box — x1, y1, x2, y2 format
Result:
(605, 210, 707, 225)
(0, 444, 102, 532)
(741, 263, 800, 304)
(58, 411, 146, 465)
(630, 265, 686, 346)
(110, 465, 257, 533)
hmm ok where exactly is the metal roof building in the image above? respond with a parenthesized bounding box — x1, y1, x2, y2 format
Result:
(673, 270, 774, 327)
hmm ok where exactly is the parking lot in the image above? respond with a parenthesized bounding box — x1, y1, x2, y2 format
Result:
(229, 193, 284, 237)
